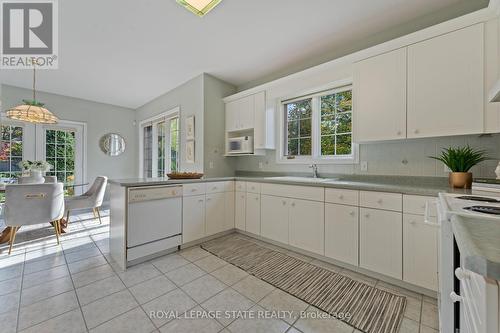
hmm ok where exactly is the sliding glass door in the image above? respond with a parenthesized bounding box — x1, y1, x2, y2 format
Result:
(140, 111, 179, 178)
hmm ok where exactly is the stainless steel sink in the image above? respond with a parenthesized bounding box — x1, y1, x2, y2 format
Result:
(265, 176, 339, 183)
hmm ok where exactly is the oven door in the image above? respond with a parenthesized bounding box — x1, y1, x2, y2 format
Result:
(437, 199, 460, 333)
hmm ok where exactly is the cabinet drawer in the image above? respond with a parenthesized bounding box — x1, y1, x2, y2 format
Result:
(235, 181, 246, 192)
(183, 183, 206, 197)
(224, 181, 235, 192)
(360, 191, 402, 211)
(246, 182, 261, 194)
(403, 195, 437, 216)
(325, 188, 359, 206)
(261, 183, 324, 202)
(206, 181, 226, 194)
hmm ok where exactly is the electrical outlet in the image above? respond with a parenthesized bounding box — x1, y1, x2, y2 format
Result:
(258, 162, 263, 169)
(209, 161, 214, 169)
(361, 161, 368, 172)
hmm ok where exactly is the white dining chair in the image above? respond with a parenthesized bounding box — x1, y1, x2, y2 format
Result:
(4, 183, 65, 254)
(65, 176, 108, 224)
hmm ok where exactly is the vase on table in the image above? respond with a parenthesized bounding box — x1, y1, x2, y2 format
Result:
(18, 170, 45, 184)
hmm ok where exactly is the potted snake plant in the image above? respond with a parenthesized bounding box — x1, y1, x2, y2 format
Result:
(430, 146, 491, 189)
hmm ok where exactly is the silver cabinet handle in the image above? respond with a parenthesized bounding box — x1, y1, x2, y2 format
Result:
(339, 195, 344, 200)
(206, 198, 212, 201)
(349, 211, 355, 216)
(191, 189, 197, 192)
(282, 200, 286, 205)
(198, 199, 204, 203)
(414, 129, 419, 134)
(255, 197, 259, 201)
(397, 130, 402, 136)
(410, 220, 416, 225)
(291, 202, 295, 207)
(377, 199, 383, 204)
(365, 213, 370, 218)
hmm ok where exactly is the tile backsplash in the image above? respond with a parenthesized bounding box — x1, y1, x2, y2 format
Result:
(234, 134, 500, 178)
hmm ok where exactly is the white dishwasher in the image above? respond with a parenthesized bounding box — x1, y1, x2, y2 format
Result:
(127, 185, 182, 263)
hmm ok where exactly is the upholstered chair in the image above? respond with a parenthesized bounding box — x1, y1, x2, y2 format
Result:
(4, 183, 65, 254)
(64, 176, 108, 224)
(44, 176, 57, 183)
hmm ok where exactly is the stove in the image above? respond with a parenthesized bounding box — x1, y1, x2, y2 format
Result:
(439, 193, 500, 221)
(463, 205, 500, 215)
(437, 192, 500, 333)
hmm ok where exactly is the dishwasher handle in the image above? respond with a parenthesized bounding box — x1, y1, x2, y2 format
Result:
(128, 185, 183, 203)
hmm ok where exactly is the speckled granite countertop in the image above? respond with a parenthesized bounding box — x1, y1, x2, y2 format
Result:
(451, 215, 500, 280)
(110, 173, 470, 196)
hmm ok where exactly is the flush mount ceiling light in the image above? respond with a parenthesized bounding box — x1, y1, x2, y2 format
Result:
(6, 63, 58, 124)
(176, 0, 222, 17)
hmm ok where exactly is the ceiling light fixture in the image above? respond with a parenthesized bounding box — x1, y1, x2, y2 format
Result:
(6, 62, 58, 124)
(176, 0, 222, 17)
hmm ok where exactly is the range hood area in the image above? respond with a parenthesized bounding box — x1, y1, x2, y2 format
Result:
(490, 78, 500, 102)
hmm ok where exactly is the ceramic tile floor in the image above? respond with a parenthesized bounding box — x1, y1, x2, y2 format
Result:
(0, 209, 439, 333)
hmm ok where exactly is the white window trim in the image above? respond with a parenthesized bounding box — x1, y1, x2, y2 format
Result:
(276, 82, 358, 165)
(138, 107, 180, 178)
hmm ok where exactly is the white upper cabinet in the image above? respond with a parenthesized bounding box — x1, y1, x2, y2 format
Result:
(253, 91, 267, 149)
(354, 23, 486, 142)
(407, 24, 484, 138)
(354, 48, 407, 142)
(225, 95, 254, 132)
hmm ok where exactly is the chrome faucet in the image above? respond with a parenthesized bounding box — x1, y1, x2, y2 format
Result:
(309, 164, 319, 178)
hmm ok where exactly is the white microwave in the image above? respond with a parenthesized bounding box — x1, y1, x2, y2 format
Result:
(228, 136, 253, 154)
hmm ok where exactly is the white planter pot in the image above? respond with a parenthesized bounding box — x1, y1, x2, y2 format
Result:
(19, 170, 45, 184)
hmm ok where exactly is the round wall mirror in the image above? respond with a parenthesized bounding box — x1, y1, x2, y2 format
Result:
(99, 133, 126, 156)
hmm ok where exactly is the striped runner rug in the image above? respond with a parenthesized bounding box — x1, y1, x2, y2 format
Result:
(202, 235, 406, 333)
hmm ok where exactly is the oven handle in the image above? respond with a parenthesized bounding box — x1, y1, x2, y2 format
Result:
(424, 199, 440, 227)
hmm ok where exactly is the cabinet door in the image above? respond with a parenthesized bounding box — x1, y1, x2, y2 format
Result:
(224, 192, 235, 231)
(403, 214, 438, 291)
(261, 195, 289, 244)
(289, 199, 324, 255)
(407, 24, 484, 138)
(354, 48, 407, 141)
(205, 193, 225, 236)
(225, 101, 239, 132)
(235, 191, 246, 230)
(245, 192, 261, 235)
(182, 195, 205, 243)
(238, 95, 255, 130)
(325, 203, 359, 266)
(360, 208, 402, 279)
(253, 91, 266, 149)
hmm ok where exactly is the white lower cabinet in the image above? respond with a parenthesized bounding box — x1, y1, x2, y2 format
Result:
(245, 192, 261, 235)
(224, 192, 235, 231)
(182, 195, 206, 243)
(403, 214, 438, 291)
(235, 191, 246, 230)
(325, 203, 359, 266)
(289, 199, 324, 255)
(205, 193, 225, 236)
(360, 208, 403, 279)
(261, 195, 289, 244)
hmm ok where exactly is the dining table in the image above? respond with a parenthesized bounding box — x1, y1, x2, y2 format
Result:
(0, 182, 89, 244)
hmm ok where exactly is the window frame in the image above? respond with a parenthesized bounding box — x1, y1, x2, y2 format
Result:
(277, 83, 358, 165)
(138, 107, 180, 178)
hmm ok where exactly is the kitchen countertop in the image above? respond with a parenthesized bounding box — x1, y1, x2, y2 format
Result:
(110, 173, 471, 196)
(451, 215, 500, 280)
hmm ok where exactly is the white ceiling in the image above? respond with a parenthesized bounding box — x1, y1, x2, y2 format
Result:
(0, 0, 487, 109)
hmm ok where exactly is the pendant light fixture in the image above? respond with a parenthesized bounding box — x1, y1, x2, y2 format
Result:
(176, 0, 222, 17)
(6, 62, 58, 124)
